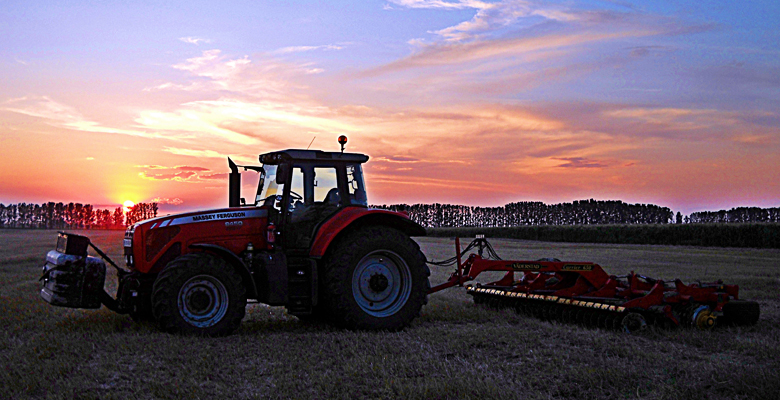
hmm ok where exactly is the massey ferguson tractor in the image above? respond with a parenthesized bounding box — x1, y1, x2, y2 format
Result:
(39, 137, 759, 335)
(41, 137, 430, 335)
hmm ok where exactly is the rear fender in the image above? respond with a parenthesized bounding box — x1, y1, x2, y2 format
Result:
(189, 243, 258, 299)
(309, 208, 426, 258)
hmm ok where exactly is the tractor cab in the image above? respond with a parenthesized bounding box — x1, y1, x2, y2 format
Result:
(230, 149, 370, 250)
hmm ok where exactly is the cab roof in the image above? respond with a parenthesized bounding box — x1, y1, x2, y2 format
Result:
(259, 149, 369, 164)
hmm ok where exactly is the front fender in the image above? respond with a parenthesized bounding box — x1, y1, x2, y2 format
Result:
(309, 207, 426, 258)
(189, 243, 258, 299)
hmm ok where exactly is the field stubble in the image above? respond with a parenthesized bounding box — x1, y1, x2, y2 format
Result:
(1, 230, 778, 399)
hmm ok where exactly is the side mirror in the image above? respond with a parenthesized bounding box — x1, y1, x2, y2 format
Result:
(276, 164, 288, 185)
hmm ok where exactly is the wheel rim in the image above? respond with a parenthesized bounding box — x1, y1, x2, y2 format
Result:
(351, 250, 412, 317)
(178, 275, 229, 328)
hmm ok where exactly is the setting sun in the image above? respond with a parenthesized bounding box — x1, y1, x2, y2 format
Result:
(123, 200, 135, 212)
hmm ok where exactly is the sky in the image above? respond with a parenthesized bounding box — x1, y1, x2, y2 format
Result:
(1, 0, 778, 215)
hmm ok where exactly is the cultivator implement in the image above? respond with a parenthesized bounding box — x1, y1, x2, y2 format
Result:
(428, 236, 759, 332)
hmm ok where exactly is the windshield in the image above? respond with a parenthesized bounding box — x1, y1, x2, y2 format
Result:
(347, 164, 367, 206)
(257, 164, 283, 205)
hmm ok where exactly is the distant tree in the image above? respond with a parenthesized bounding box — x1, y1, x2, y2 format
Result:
(112, 207, 124, 227)
(54, 203, 65, 229)
(74, 203, 84, 228)
(125, 202, 159, 226)
(676, 212, 683, 224)
(83, 205, 95, 229)
(45, 202, 55, 228)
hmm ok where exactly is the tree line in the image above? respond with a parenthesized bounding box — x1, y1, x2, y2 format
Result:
(0, 202, 158, 229)
(2, 199, 777, 230)
(688, 207, 780, 224)
(373, 200, 778, 228)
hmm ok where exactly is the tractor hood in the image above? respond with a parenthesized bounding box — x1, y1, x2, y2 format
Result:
(130, 207, 268, 231)
(125, 207, 269, 274)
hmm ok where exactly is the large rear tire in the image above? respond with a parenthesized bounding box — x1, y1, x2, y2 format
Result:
(152, 253, 246, 336)
(321, 226, 429, 330)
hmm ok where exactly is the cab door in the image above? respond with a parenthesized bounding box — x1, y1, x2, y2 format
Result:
(282, 163, 345, 249)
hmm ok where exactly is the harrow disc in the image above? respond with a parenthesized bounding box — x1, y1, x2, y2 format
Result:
(468, 287, 632, 331)
(621, 313, 647, 333)
(466, 283, 759, 332)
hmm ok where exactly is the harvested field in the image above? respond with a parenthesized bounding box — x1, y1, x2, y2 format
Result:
(1, 229, 779, 399)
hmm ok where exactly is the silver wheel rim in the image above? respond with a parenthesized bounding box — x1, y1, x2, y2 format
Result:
(351, 250, 412, 317)
(178, 274, 229, 328)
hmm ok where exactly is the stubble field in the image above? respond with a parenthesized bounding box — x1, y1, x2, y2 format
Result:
(1, 229, 779, 399)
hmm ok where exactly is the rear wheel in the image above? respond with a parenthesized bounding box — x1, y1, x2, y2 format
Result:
(152, 253, 246, 336)
(321, 227, 429, 330)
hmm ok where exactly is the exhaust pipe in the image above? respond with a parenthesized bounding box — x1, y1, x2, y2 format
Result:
(228, 157, 241, 208)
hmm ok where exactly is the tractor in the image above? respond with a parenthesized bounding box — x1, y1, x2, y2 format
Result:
(40, 137, 430, 336)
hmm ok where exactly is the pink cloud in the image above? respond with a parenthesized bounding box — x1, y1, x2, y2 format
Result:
(152, 197, 185, 205)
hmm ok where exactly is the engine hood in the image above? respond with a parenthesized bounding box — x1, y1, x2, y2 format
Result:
(131, 207, 268, 231)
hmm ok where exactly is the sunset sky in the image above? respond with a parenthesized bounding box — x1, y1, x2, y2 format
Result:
(1, 0, 778, 215)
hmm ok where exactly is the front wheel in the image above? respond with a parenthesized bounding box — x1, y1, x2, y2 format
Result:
(321, 227, 429, 330)
(152, 253, 246, 336)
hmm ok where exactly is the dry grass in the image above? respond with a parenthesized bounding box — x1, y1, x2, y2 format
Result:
(1, 230, 778, 399)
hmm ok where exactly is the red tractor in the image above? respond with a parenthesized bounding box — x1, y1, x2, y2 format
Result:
(40, 138, 430, 336)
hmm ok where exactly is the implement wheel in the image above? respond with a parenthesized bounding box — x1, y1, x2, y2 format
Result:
(721, 300, 760, 326)
(152, 253, 246, 336)
(321, 226, 429, 331)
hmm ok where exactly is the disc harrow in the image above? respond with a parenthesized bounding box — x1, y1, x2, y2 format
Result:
(428, 236, 760, 331)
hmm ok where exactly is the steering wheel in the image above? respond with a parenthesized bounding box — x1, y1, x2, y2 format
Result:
(263, 191, 304, 210)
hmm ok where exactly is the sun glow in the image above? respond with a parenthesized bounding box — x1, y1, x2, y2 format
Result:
(123, 200, 135, 212)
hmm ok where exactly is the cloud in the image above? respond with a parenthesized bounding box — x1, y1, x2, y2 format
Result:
(152, 197, 184, 205)
(3, 96, 88, 121)
(363, 29, 659, 77)
(392, 1, 622, 43)
(554, 157, 609, 169)
(428, 0, 536, 42)
(1, 96, 162, 139)
(602, 107, 740, 136)
(142, 82, 203, 92)
(139, 170, 197, 181)
(162, 147, 232, 159)
(179, 37, 211, 45)
(135, 98, 361, 149)
(362, 0, 702, 95)
(175, 165, 211, 171)
(147, 49, 322, 101)
(627, 45, 671, 57)
(273, 44, 344, 54)
(378, 156, 421, 162)
(137, 164, 226, 183)
(200, 173, 229, 180)
(137, 164, 211, 171)
(135, 164, 167, 169)
(388, 1, 488, 10)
